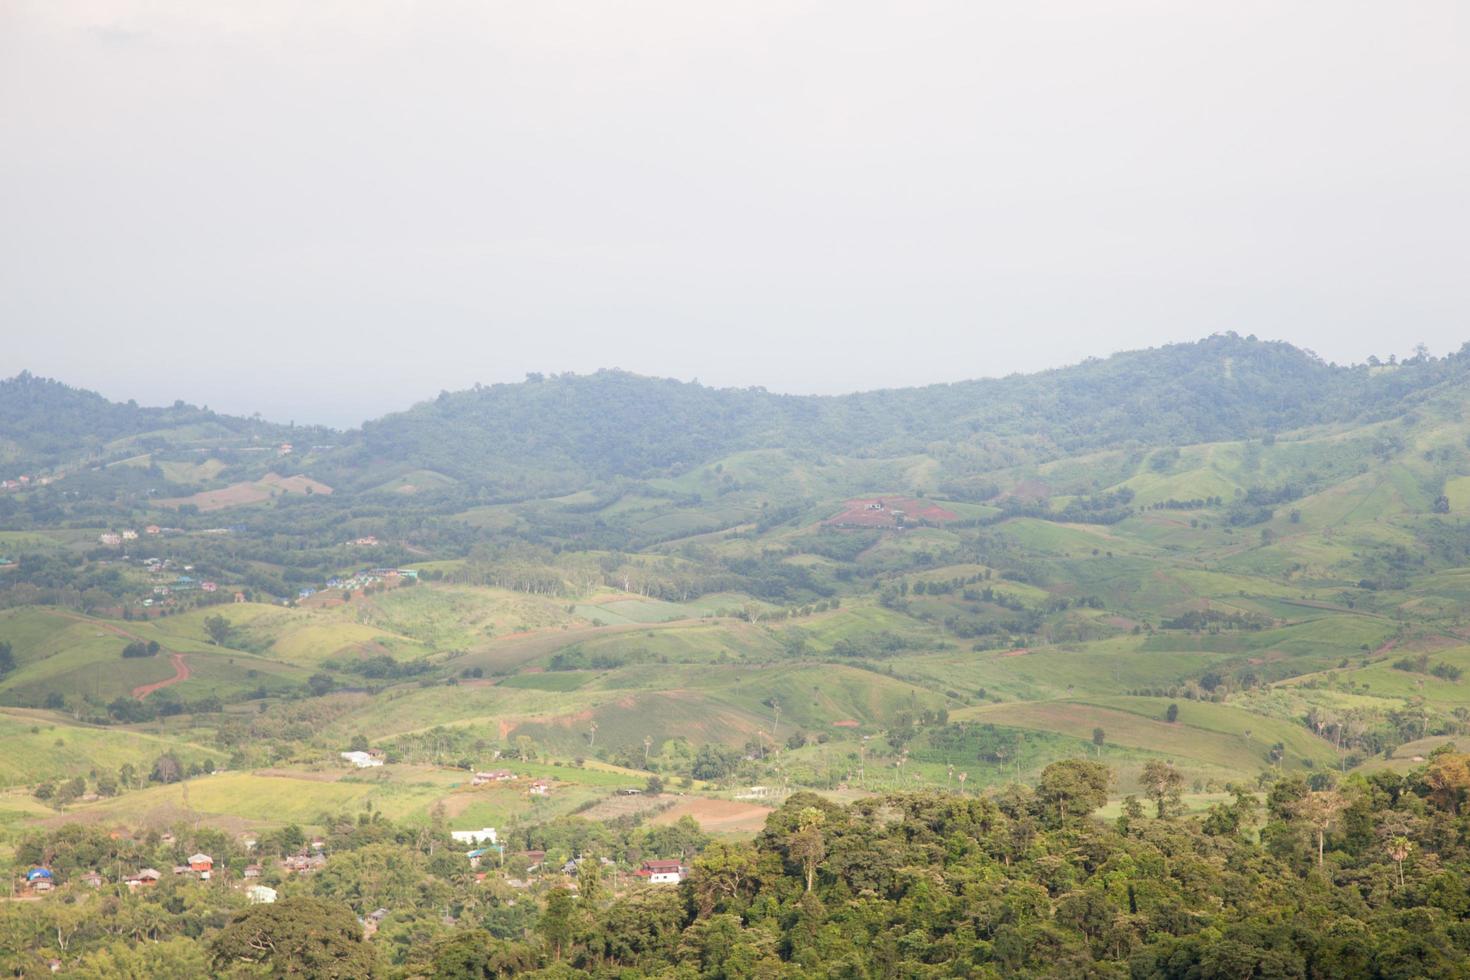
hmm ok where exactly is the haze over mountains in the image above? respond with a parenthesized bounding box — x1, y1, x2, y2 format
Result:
(6, 333, 1467, 482)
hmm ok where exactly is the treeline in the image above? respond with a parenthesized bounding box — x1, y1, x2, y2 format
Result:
(12, 752, 1470, 975)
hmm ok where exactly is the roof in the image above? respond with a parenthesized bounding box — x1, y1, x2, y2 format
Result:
(642, 860, 683, 871)
(25, 868, 53, 881)
(189, 853, 213, 863)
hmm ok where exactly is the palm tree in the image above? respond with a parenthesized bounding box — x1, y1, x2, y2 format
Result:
(1386, 835, 1412, 887)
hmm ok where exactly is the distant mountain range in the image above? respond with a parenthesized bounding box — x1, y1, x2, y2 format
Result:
(6, 333, 1469, 495)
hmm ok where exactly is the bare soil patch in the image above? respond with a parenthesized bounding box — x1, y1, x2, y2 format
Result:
(132, 653, 190, 699)
(650, 796, 773, 834)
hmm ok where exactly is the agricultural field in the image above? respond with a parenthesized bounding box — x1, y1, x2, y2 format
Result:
(8, 339, 1470, 862)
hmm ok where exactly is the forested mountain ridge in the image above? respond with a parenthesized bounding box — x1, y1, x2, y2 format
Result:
(10, 334, 1467, 493)
(346, 334, 1470, 492)
(0, 371, 318, 473)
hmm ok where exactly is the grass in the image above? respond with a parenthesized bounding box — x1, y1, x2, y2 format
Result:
(0, 710, 223, 788)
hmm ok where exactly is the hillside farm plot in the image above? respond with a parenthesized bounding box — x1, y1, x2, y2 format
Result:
(825, 497, 958, 529)
(0, 711, 223, 789)
(156, 472, 333, 511)
(650, 796, 773, 834)
(952, 697, 1334, 778)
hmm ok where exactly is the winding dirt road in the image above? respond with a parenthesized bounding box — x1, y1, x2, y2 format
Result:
(132, 653, 191, 698)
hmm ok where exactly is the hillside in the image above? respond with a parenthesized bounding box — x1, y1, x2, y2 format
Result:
(0, 343, 1467, 853)
(0, 372, 325, 472)
(338, 334, 1470, 495)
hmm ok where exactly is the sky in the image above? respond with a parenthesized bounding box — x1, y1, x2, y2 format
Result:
(1, 1, 1467, 428)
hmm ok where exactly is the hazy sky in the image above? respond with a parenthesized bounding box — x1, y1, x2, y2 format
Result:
(2, 2, 1467, 427)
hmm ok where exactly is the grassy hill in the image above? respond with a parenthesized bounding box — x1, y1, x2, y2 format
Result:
(6, 335, 1470, 845)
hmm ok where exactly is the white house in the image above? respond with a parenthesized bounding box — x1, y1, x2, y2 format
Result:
(451, 827, 498, 846)
(638, 860, 687, 884)
(340, 750, 383, 768)
(247, 885, 277, 904)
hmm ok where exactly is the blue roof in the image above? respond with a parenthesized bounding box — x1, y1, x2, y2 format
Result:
(466, 848, 489, 858)
(26, 867, 53, 880)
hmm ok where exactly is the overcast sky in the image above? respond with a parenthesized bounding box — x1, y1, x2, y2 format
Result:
(2, 2, 1467, 427)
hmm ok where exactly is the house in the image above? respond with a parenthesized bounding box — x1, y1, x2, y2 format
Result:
(519, 850, 546, 871)
(466, 847, 491, 869)
(172, 865, 192, 877)
(637, 860, 687, 884)
(340, 750, 384, 768)
(121, 529, 138, 540)
(354, 535, 379, 546)
(243, 864, 263, 878)
(25, 868, 55, 893)
(363, 907, 390, 937)
(145, 525, 162, 535)
(124, 869, 162, 890)
(282, 855, 314, 874)
(99, 532, 122, 546)
(189, 853, 214, 878)
(528, 780, 552, 796)
(247, 885, 277, 904)
(451, 827, 498, 846)
(471, 769, 515, 785)
(81, 871, 104, 888)
(201, 581, 218, 593)
(234, 591, 247, 603)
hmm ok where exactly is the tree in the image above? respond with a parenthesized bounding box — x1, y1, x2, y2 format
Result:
(1038, 759, 1110, 823)
(1092, 728, 1106, 757)
(1386, 835, 1413, 887)
(1421, 752, 1470, 814)
(1140, 760, 1184, 818)
(1165, 703, 1179, 723)
(539, 887, 578, 960)
(1292, 789, 1347, 868)
(203, 614, 234, 647)
(210, 897, 380, 977)
(788, 807, 826, 892)
(150, 753, 182, 784)
(688, 840, 759, 916)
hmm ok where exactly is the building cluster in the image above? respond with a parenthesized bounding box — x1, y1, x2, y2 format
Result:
(2, 473, 55, 492)
(446, 827, 687, 886)
(300, 566, 418, 600)
(467, 769, 552, 796)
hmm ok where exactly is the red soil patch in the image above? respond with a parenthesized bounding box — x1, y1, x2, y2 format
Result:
(132, 653, 190, 699)
(832, 719, 860, 728)
(825, 497, 958, 528)
(651, 797, 773, 834)
(999, 647, 1031, 658)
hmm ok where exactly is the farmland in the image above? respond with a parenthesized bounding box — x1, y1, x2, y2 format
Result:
(6, 341, 1470, 941)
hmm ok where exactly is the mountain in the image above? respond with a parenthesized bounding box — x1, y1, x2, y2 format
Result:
(0, 371, 321, 473)
(342, 333, 1470, 493)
